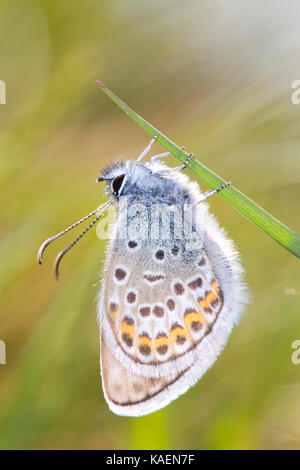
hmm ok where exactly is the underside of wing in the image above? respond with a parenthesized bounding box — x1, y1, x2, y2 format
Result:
(98, 201, 248, 416)
(100, 237, 230, 377)
(100, 332, 194, 416)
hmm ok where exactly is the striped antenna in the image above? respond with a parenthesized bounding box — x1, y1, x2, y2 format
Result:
(37, 198, 114, 265)
(54, 198, 114, 280)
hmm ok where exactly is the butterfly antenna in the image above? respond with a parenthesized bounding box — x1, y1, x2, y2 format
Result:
(54, 198, 114, 280)
(37, 198, 113, 265)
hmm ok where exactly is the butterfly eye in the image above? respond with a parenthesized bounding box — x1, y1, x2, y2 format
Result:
(112, 174, 125, 195)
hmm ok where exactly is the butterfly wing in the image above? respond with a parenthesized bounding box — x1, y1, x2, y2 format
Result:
(98, 201, 247, 416)
(100, 332, 191, 416)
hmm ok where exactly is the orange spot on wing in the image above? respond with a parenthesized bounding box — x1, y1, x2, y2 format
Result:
(206, 290, 219, 305)
(199, 283, 220, 312)
(184, 311, 207, 331)
(170, 327, 186, 339)
(121, 319, 135, 337)
(211, 279, 219, 294)
(138, 334, 152, 356)
(199, 298, 209, 310)
(138, 335, 152, 348)
(170, 324, 187, 345)
(154, 336, 170, 349)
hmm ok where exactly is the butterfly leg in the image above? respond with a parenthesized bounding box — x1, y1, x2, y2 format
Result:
(150, 152, 171, 163)
(151, 146, 187, 164)
(197, 182, 231, 204)
(151, 149, 191, 175)
(174, 153, 194, 172)
(137, 134, 159, 162)
(184, 182, 231, 213)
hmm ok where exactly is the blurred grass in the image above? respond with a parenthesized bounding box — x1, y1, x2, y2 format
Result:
(0, 0, 300, 450)
(131, 409, 169, 450)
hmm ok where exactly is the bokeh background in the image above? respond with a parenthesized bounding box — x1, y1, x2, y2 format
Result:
(0, 0, 300, 450)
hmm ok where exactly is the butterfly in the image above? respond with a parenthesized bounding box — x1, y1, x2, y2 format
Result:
(38, 135, 248, 417)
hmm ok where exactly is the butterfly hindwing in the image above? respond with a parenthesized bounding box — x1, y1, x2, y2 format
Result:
(100, 332, 190, 416)
(99, 199, 245, 416)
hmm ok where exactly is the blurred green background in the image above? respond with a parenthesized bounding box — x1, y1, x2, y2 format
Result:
(0, 0, 300, 450)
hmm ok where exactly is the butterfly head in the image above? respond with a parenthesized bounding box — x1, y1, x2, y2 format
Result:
(97, 161, 129, 198)
(97, 159, 193, 206)
(97, 160, 157, 199)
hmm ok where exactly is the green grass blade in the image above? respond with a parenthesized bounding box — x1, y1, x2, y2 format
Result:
(96, 81, 300, 259)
